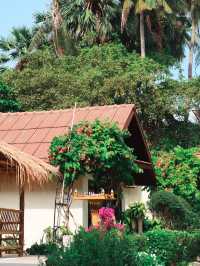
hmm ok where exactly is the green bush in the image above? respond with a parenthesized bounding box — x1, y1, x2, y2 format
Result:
(145, 230, 200, 266)
(149, 190, 199, 230)
(46, 228, 200, 266)
(143, 217, 164, 232)
(46, 229, 146, 266)
(26, 243, 57, 256)
(152, 147, 200, 211)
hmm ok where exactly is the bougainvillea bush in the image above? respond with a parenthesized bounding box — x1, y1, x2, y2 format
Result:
(49, 120, 141, 190)
(86, 207, 124, 232)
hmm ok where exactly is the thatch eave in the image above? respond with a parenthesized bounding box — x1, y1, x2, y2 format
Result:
(0, 141, 61, 188)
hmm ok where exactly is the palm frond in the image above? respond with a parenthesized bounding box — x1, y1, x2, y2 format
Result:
(157, 0, 172, 13)
(121, 0, 134, 31)
(135, 0, 151, 14)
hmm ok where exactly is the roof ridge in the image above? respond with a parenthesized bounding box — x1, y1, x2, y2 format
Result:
(0, 104, 135, 116)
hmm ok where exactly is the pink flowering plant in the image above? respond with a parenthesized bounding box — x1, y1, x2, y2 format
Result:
(86, 207, 125, 233)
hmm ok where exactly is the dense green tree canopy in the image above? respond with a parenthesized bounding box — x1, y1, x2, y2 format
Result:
(0, 80, 20, 112)
(0, 44, 176, 126)
(153, 147, 200, 211)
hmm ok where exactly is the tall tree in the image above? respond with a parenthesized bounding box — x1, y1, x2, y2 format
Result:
(0, 27, 33, 70)
(187, 0, 200, 79)
(29, 1, 76, 57)
(121, 0, 171, 58)
(61, 0, 117, 44)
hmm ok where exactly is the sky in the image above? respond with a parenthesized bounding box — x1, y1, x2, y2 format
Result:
(1, 0, 50, 38)
(0, 0, 199, 78)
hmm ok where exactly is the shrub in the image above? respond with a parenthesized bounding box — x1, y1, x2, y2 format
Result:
(149, 190, 199, 230)
(152, 147, 200, 211)
(145, 230, 200, 266)
(26, 243, 57, 256)
(143, 217, 164, 232)
(50, 120, 141, 188)
(46, 229, 146, 266)
(46, 228, 200, 266)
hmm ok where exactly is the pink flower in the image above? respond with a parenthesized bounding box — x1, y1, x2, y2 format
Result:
(114, 223, 125, 232)
(99, 207, 115, 221)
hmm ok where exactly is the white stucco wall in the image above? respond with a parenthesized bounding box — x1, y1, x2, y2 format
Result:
(0, 176, 56, 248)
(0, 175, 149, 248)
(122, 186, 149, 210)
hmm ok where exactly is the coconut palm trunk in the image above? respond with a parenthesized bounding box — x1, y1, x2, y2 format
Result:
(188, 0, 197, 79)
(140, 11, 146, 58)
(52, 0, 64, 57)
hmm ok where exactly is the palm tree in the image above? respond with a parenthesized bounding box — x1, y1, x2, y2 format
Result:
(0, 27, 33, 69)
(121, 0, 172, 58)
(29, 1, 76, 57)
(187, 0, 200, 79)
(61, 0, 117, 43)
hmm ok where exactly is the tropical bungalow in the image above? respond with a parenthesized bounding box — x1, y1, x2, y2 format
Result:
(0, 104, 155, 252)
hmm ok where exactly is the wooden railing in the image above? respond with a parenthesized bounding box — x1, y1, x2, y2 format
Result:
(0, 208, 24, 256)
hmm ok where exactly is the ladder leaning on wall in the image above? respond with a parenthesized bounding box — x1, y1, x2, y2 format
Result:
(53, 103, 77, 241)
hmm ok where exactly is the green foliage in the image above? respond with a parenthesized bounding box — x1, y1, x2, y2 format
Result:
(153, 147, 200, 210)
(0, 80, 20, 112)
(0, 26, 33, 68)
(123, 202, 146, 232)
(2, 44, 172, 126)
(150, 122, 200, 150)
(26, 243, 57, 256)
(149, 191, 199, 230)
(49, 120, 140, 189)
(125, 202, 146, 219)
(46, 228, 147, 266)
(143, 217, 165, 232)
(46, 228, 200, 266)
(145, 230, 200, 266)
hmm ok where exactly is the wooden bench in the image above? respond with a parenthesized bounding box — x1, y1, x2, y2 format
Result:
(0, 208, 23, 256)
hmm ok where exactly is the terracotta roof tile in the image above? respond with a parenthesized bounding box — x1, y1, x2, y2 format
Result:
(45, 127, 67, 142)
(14, 129, 36, 143)
(0, 114, 20, 130)
(39, 112, 61, 128)
(11, 113, 33, 130)
(25, 113, 47, 129)
(54, 110, 73, 127)
(112, 105, 134, 129)
(0, 131, 7, 140)
(22, 143, 40, 156)
(29, 128, 50, 143)
(34, 142, 50, 159)
(0, 104, 135, 161)
(84, 107, 105, 121)
(2, 130, 20, 143)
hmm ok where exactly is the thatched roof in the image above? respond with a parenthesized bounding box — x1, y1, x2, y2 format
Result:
(0, 141, 60, 187)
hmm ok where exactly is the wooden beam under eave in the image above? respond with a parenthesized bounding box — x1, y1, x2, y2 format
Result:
(134, 159, 153, 170)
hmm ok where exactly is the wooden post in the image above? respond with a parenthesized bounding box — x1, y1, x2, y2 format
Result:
(0, 218, 2, 257)
(19, 187, 24, 257)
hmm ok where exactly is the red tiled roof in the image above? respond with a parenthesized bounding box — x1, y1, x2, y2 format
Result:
(0, 104, 135, 161)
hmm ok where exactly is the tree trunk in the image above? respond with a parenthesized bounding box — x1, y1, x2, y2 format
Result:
(188, 1, 196, 79)
(52, 0, 64, 57)
(140, 11, 146, 58)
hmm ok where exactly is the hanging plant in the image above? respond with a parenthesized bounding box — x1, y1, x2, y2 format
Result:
(49, 120, 141, 190)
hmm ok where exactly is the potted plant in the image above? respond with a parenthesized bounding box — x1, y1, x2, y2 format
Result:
(124, 202, 146, 233)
